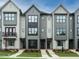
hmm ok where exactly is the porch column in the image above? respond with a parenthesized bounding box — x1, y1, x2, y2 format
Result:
(26, 39, 28, 49)
(38, 39, 40, 49)
(75, 39, 78, 49)
(45, 39, 47, 49)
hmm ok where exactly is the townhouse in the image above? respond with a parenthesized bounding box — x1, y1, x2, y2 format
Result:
(0, 0, 78, 50)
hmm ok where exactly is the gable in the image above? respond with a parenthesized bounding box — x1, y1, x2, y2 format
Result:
(54, 6, 68, 14)
(2, 2, 19, 12)
(25, 5, 40, 15)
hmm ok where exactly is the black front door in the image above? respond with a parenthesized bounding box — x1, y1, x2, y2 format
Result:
(20, 39, 26, 49)
(47, 41, 50, 49)
(40, 40, 45, 49)
(78, 39, 79, 49)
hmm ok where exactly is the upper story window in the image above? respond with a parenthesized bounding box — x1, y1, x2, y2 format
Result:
(4, 12, 16, 21)
(28, 15, 38, 22)
(56, 15, 66, 23)
(56, 28, 66, 36)
(77, 15, 79, 24)
(77, 27, 79, 36)
(5, 27, 16, 36)
(28, 15, 38, 35)
(28, 28, 38, 35)
(70, 16, 73, 21)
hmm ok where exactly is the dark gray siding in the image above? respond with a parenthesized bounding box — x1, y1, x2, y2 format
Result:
(40, 15, 47, 39)
(69, 14, 74, 39)
(54, 14, 67, 40)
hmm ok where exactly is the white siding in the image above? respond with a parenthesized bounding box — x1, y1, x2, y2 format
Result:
(55, 7, 67, 14)
(20, 16, 25, 38)
(2, 2, 20, 49)
(47, 16, 52, 38)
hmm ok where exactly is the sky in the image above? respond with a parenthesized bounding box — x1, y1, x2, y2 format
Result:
(0, 0, 79, 13)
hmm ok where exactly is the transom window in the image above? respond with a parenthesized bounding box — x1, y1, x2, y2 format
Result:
(4, 12, 16, 21)
(28, 28, 38, 35)
(56, 15, 66, 23)
(77, 27, 79, 36)
(28, 15, 38, 22)
(77, 15, 79, 24)
(56, 28, 66, 35)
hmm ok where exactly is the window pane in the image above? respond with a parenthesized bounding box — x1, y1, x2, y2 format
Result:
(9, 17, 11, 20)
(60, 16, 62, 19)
(32, 16, 34, 22)
(5, 17, 8, 20)
(13, 28, 16, 32)
(35, 16, 37, 22)
(57, 16, 59, 19)
(6, 28, 8, 32)
(10, 28, 12, 32)
(12, 14, 15, 17)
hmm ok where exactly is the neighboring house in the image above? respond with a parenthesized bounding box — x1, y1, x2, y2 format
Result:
(0, 0, 78, 49)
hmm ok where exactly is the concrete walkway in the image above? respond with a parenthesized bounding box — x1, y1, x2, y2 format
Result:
(47, 50, 59, 58)
(70, 49, 79, 55)
(41, 50, 49, 57)
(10, 49, 25, 57)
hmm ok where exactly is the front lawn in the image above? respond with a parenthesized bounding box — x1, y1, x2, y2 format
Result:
(54, 50, 79, 57)
(18, 50, 42, 57)
(0, 50, 17, 56)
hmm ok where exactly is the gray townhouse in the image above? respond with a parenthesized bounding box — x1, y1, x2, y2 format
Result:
(0, 0, 79, 50)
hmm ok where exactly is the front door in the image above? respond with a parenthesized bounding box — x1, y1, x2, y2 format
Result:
(47, 41, 50, 49)
(40, 40, 45, 49)
(78, 39, 79, 49)
(20, 39, 26, 49)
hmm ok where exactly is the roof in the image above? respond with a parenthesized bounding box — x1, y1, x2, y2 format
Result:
(53, 4, 69, 13)
(0, 0, 20, 10)
(24, 4, 51, 15)
(75, 8, 79, 13)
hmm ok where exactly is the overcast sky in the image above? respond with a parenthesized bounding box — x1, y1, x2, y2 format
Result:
(0, 0, 79, 13)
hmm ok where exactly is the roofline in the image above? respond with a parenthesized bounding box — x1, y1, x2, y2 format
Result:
(24, 4, 51, 15)
(0, 0, 21, 11)
(52, 4, 69, 13)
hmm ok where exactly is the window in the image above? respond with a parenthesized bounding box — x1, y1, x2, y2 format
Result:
(8, 40, 15, 46)
(56, 15, 66, 23)
(28, 16, 38, 22)
(28, 28, 38, 35)
(28, 40, 37, 49)
(5, 27, 16, 36)
(4, 12, 16, 21)
(77, 16, 79, 24)
(57, 40, 63, 46)
(70, 16, 72, 21)
(56, 28, 66, 35)
(28, 15, 38, 35)
(77, 27, 79, 36)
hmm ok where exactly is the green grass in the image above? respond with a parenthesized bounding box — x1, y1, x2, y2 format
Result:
(0, 50, 17, 56)
(18, 50, 42, 57)
(0, 58, 35, 59)
(54, 50, 79, 57)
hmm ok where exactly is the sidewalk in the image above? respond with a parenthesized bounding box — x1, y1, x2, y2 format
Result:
(41, 50, 49, 57)
(47, 49, 59, 58)
(10, 49, 25, 57)
(70, 49, 79, 55)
